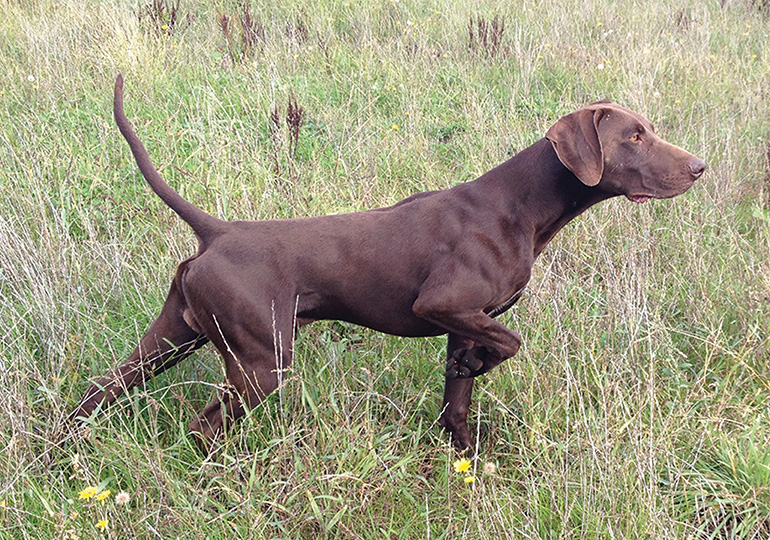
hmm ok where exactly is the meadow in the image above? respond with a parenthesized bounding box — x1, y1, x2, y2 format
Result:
(0, 0, 769, 538)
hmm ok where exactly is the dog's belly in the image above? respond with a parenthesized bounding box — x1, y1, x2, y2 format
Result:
(345, 316, 446, 338)
(296, 291, 445, 338)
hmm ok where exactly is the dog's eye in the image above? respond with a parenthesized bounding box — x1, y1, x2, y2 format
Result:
(629, 133, 640, 142)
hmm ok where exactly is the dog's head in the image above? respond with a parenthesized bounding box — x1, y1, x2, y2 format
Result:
(545, 102, 706, 202)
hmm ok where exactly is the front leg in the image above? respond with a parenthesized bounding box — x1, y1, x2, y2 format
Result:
(414, 269, 526, 449)
(439, 334, 476, 450)
(413, 299, 522, 378)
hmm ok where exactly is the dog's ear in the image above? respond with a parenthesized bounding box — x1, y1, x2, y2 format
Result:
(545, 107, 606, 187)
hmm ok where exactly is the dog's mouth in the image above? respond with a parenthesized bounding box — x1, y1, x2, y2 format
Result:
(626, 194, 652, 204)
(626, 180, 695, 204)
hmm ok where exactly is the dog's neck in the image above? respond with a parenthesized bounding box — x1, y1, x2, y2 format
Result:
(479, 138, 617, 258)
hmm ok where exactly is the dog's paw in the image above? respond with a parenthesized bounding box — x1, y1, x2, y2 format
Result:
(459, 348, 486, 373)
(445, 358, 471, 379)
(445, 347, 489, 378)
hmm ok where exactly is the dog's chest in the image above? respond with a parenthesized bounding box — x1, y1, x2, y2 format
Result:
(486, 286, 526, 318)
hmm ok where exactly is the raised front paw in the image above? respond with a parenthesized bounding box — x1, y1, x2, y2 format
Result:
(445, 346, 494, 379)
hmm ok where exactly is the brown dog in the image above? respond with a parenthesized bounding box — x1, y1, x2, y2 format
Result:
(70, 75, 706, 453)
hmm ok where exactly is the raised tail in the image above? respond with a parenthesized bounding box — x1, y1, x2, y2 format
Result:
(113, 74, 223, 241)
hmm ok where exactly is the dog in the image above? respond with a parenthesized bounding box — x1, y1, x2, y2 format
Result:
(70, 75, 706, 453)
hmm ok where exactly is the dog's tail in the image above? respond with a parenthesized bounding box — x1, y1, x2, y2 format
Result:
(113, 74, 224, 242)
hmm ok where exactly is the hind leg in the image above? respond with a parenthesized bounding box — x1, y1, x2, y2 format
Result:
(187, 298, 296, 453)
(70, 279, 207, 422)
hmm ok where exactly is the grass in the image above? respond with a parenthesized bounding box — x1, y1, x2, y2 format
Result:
(0, 0, 769, 537)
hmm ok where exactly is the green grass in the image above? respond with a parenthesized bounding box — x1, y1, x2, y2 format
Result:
(1, 0, 769, 538)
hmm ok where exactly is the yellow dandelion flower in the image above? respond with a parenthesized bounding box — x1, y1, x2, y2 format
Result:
(453, 457, 471, 473)
(161, 24, 169, 30)
(0, 499, 6, 508)
(78, 486, 98, 499)
(96, 519, 108, 530)
(392, 124, 399, 131)
(464, 475, 475, 484)
(96, 489, 111, 502)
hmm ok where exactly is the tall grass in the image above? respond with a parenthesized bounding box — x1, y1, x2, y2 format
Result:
(0, 0, 768, 538)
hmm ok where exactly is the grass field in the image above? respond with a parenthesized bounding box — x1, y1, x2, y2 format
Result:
(1, 0, 769, 538)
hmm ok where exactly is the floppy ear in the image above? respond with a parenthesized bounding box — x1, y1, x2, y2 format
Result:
(545, 107, 605, 186)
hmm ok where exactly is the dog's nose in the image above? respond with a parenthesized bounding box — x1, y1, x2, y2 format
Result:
(688, 158, 706, 179)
